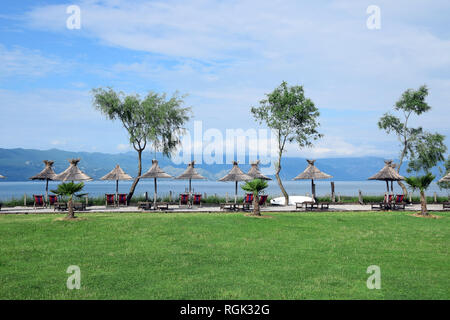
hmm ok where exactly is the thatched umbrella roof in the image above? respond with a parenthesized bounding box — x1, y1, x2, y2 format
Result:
(29, 160, 57, 201)
(29, 160, 57, 180)
(100, 164, 132, 181)
(53, 159, 93, 181)
(293, 160, 332, 200)
(439, 172, 450, 183)
(219, 161, 252, 182)
(368, 160, 404, 193)
(219, 161, 252, 204)
(175, 161, 206, 180)
(0, 174, 4, 179)
(139, 159, 173, 206)
(293, 160, 333, 180)
(140, 160, 173, 179)
(247, 160, 271, 180)
(368, 160, 404, 181)
(175, 161, 206, 197)
(100, 164, 133, 201)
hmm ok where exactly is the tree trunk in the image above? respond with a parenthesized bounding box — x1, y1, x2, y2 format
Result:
(67, 198, 75, 219)
(127, 149, 143, 203)
(252, 194, 261, 216)
(420, 190, 428, 216)
(397, 181, 408, 198)
(275, 159, 289, 206)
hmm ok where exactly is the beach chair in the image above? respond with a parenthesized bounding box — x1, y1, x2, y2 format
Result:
(393, 194, 406, 210)
(179, 193, 189, 206)
(48, 194, 58, 207)
(192, 194, 202, 207)
(117, 193, 128, 206)
(105, 194, 115, 207)
(33, 195, 45, 209)
(242, 193, 253, 211)
(73, 202, 86, 211)
(443, 202, 450, 209)
(258, 194, 268, 207)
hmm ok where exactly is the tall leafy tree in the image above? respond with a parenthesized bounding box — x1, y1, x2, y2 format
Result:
(251, 81, 322, 205)
(405, 132, 447, 216)
(378, 85, 431, 196)
(92, 88, 191, 202)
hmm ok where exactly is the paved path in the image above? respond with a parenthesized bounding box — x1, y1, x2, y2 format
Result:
(0, 203, 448, 214)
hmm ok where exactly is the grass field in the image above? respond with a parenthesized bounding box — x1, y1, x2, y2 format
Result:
(0, 211, 449, 299)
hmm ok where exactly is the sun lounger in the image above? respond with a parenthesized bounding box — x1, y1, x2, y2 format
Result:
(105, 194, 115, 207)
(156, 202, 169, 210)
(443, 202, 450, 209)
(73, 202, 86, 211)
(33, 195, 45, 209)
(220, 203, 237, 211)
(48, 195, 58, 207)
(138, 201, 152, 210)
(54, 202, 67, 211)
(179, 193, 189, 206)
(192, 194, 202, 207)
(393, 194, 406, 210)
(117, 193, 128, 206)
(259, 194, 268, 207)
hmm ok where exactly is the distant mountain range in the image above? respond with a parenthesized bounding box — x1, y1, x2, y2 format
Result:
(0, 147, 444, 181)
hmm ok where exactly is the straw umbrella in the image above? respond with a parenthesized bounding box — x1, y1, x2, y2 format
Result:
(293, 160, 333, 200)
(439, 172, 450, 183)
(0, 174, 4, 179)
(219, 161, 252, 204)
(247, 160, 272, 180)
(139, 159, 173, 206)
(100, 164, 133, 200)
(53, 158, 93, 182)
(368, 160, 405, 193)
(29, 160, 57, 202)
(175, 161, 206, 197)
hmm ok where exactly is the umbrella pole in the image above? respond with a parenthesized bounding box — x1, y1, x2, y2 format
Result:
(116, 179, 119, 207)
(391, 181, 393, 193)
(235, 181, 238, 204)
(154, 178, 157, 208)
(189, 179, 192, 207)
(386, 180, 389, 193)
(45, 179, 49, 203)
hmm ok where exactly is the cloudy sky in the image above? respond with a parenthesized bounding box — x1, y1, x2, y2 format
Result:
(0, 0, 449, 159)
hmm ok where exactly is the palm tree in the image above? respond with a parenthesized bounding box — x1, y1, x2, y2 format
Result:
(241, 179, 269, 216)
(405, 173, 435, 216)
(51, 182, 85, 219)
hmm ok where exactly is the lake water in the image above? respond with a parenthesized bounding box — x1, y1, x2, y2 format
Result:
(0, 180, 447, 201)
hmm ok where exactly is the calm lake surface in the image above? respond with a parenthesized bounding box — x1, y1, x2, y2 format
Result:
(0, 180, 447, 201)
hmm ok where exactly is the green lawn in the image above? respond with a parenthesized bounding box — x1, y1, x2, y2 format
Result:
(0, 211, 449, 299)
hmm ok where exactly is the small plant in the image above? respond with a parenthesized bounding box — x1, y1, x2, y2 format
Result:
(405, 173, 435, 216)
(51, 182, 85, 219)
(241, 179, 269, 216)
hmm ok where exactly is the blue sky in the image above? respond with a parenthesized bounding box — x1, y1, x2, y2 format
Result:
(0, 0, 449, 159)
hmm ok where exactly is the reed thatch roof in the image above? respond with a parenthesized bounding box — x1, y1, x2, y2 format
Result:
(247, 160, 271, 180)
(53, 158, 93, 181)
(29, 160, 57, 180)
(293, 160, 333, 180)
(140, 159, 173, 179)
(100, 164, 132, 181)
(439, 172, 450, 183)
(175, 161, 206, 180)
(368, 160, 404, 181)
(219, 161, 252, 182)
(0, 174, 4, 179)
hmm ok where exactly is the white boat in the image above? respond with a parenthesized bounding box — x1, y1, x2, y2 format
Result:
(270, 195, 314, 206)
